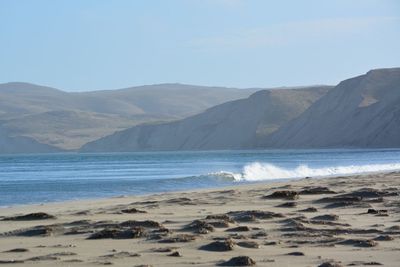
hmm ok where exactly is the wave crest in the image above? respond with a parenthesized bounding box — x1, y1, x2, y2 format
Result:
(207, 162, 400, 182)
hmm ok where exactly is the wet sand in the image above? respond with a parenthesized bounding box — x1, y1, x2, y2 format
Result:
(1, 172, 400, 266)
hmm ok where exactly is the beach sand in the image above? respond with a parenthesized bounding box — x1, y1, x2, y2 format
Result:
(0, 172, 399, 266)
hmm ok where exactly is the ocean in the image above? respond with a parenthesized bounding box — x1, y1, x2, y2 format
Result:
(1, 149, 400, 207)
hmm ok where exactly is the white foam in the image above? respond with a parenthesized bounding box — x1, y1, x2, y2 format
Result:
(228, 162, 400, 181)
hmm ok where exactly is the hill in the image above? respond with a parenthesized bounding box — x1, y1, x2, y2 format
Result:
(0, 83, 256, 150)
(260, 68, 400, 148)
(80, 86, 330, 152)
(0, 125, 61, 154)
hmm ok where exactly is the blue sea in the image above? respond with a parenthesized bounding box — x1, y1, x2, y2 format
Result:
(1, 149, 400, 207)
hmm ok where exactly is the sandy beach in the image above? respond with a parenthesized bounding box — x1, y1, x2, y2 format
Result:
(1, 172, 399, 267)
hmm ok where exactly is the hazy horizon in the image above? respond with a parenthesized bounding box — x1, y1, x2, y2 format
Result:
(1, 0, 399, 91)
(1, 80, 335, 93)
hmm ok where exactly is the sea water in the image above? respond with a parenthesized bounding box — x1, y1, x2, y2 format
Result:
(1, 149, 400, 207)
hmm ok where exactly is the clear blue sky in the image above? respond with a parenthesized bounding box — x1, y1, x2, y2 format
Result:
(1, 0, 399, 91)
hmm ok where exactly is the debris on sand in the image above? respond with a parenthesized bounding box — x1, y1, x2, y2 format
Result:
(158, 234, 196, 243)
(100, 251, 140, 258)
(121, 208, 147, 214)
(167, 251, 181, 257)
(205, 214, 235, 223)
(299, 207, 318, 212)
(280, 218, 307, 232)
(226, 226, 251, 232)
(367, 209, 388, 216)
(87, 227, 147, 239)
(200, 239, 236, 252)
(119, 220, 162, 228)
(374, 235, 394, 241)
(227, 210, 284, 222)
(250, 230, 267, 239)
(2, 212, 56, 221)
(338, 239, 378, 247)
(287, 251, 305, 256)
(2, 248, 29, 253)
(0, 260, 25, 264)
(184, 220, 214, 234)
(263, 191, 299, 200)
(1, 225, 63, 237)
(318, 261, 344, 267)
(299, 187, 336, 195)
(151, 247, 175, 253)
(165, 197, 193, 205)
(316, 196, 362, 203)
(237, 241, 259, 249)
(347, 261, 383, 266)
(324, 201, 370, 209)
(277, 202, 297, 208)
(218, 256, 256, 266)
(341, 188, 398, 198)
(25, 254, 60, 261)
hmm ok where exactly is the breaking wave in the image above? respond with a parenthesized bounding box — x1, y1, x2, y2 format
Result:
(206, 162, 400, 182)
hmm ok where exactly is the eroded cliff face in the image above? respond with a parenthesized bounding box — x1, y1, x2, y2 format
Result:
(261, 68, 400, 148)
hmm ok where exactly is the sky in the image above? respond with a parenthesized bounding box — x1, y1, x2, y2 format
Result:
(0, 0, 399, 91)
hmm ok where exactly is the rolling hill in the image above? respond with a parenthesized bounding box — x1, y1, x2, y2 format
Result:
(0, 82, 256, 150)
(80, 86, 330, 152)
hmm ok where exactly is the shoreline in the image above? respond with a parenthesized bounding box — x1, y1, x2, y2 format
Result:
(0, 178, 283, 213)
(1, 169, 399, 211)
(0, 171, 399, 266)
